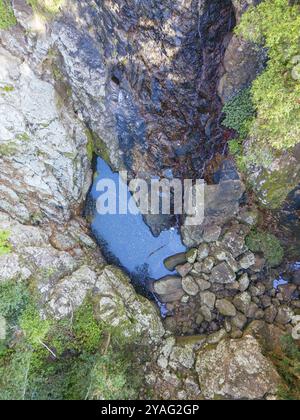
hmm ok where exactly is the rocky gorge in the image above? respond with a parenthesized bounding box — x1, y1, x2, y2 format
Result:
(0, 0, 299, 400)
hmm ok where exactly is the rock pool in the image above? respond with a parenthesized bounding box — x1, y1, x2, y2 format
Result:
(90, 158, 186, 284)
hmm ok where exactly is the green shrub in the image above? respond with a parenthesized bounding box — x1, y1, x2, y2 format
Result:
(19, 305, 51, 347)
(73, 302, 102, 353)
(26, 0, 64, 16)
(276, 335, 300, 400)
(223, 88, 256, 138)
(236, 0, 300, 150)
(0, 230, 11, 256)
(0, 0, 16, 30)
(0, 281, 29, 321)
(246, 230, 284, 267)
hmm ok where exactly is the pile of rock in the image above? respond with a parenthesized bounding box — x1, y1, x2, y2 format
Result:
(154, 218, 299, 336)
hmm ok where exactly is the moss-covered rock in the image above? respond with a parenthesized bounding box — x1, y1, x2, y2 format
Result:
(246, 230, 284, 267)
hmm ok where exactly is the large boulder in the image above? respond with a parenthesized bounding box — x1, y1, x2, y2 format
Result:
(196, 334, 281, 400)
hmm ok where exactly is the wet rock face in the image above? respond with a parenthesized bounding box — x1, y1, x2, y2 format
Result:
(54, 0, 235, 178)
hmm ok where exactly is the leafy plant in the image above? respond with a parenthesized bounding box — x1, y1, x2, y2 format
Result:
(0, 281, 29, 321)
(236, 0, 300, 150)
(0, 230, 11, 256)
(246, 230, 284, 267)
(275, 335, 300, 400)
(0, 0, 16, 30)
(223, 88, 256, 138)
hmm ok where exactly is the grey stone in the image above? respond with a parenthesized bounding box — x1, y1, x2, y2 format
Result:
(196, 335, 281, 400)
(216, 299, 237, 317)
(200, 292, 216, 310)
(200, 305, 213, 322)
(233, 292, 252, 315)
(210, 262, 236, 284)
(176, 263, 193, 277)
(195, 278, 211, 292)
(275, 306, 294, 325)
(207, 329, 227, 345)
(182, 276, 199, 297)
(203, 225, 222, 243)
(201, 257, 215, 274)
(222, 231, 246, 258)
(239, 252, 256, 270)
(154, 276, 184, 303)
(231, 312, 248, 330)
(238, 273, 250, 292)
(186, 248, 198, 264)
(164, 253, 187, 272)
(197, 244, 210, 261)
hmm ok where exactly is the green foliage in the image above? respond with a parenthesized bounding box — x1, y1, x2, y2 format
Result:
(223, 88, 256, 138)
(0, 230, 11, 256)
(275, 335, 300, 400)
(19, 305, 51, 347)
(73, 302, 102, 353)
(26, 0, 64, 16)
(0, 0, 16, 30)
(236, 0, 300, 150)
(246, 230, 284, 267)
(0, 281, 29, 321)
(0, 292, 143, 400)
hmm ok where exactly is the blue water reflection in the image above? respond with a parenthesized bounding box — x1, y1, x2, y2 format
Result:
(90, 158, 186, 281)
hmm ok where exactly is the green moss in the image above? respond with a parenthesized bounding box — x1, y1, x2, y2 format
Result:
(0, 142, 17, 157)
(0, 0, 16, 30)
(16, 133, 31, 142)
(0, 281, 29, 321)
(20, 305, 52, 347)
(223, 88, 256, 138)
(0, 230, 11, 256)
(26, 0, 64, 17)
(246, 230, 284, 267)
(0, 85, 14, 93)
(73, 302, 102, 353)
(85, 129, 95, 162)
(272, 335, 300, 400)
(236, 0, 300, 151)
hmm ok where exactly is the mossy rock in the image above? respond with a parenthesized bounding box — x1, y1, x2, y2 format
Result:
(246, 231, 284, 267)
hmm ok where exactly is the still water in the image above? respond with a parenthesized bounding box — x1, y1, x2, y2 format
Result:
(90, 158, 186, 282)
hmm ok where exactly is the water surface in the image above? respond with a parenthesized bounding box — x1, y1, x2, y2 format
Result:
(90, 158, 186, 282)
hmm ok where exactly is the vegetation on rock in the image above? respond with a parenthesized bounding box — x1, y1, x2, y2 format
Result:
(0, 0, 16, 30)
(246, 230, 284, 267)
(236, 0, 300, 151)
(26, 0, 64, 17)
(0, 230, 12, 256)
(0, 287, 144, 400)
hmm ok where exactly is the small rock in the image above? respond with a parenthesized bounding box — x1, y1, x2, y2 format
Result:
(210, 262, 236, 284)
(233, 292, 252, 314)
(238, 210, 258, 226)
(201, 257, 215, 274)
(191, 262, 202, 274)
(164, 252, 187, 271)
(200, 305, 213, 322)
(203, 225, 222, 242)
(275, 306, 294, 325)
(265, 305, 278, 324)
(222, 231, 246, 258)
(200, 291, 216, 310)
(246, 302, 259, 319)
(197, 244, 210, 261)
(195, 277, 211, 291)
(239, 273, 250, 292)
(176, 263, 193, 277)
(196, 314, 204, 325)
(207, 329, 227, 345)
(216, 299, 237, 317)
(224, 318, 232, 333)
(186, 248, 198, 264)
(239, 252, 256, 270)
(182, 276, 199, 296)
(254, 309, 265, 320)
(250, 283, 265, 297)
(260, 295, 272, 309)
(226, 281, 240, 291)
(181, 295, 190, 304)
(154, 276, 184, 303)
(231, 329, 243, 339)
(278, 284, 297, 302)
(231, 312, 248, 330)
